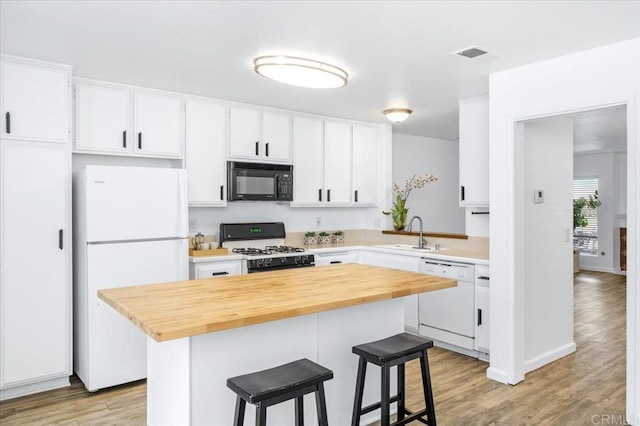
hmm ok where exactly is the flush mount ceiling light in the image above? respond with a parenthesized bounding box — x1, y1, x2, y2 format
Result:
(383, 108, 413, 123)
(253, 56, 348, 89)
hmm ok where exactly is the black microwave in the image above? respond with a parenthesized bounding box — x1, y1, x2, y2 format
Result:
(227, 161, 293, 201)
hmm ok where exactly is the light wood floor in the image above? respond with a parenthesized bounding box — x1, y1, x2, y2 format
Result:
(0, 271, 626, 425)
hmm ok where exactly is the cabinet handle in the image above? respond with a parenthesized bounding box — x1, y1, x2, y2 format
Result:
(220, 185, 224, 201)
(59, 229, 64, 250)
(327, 189, 331, 202)
(255, 141, 259, 156)
(477, 308, 482, 326)
(122, 130, 127, 148)
(330, 261, 343, 264)
(318, 189, 322, 202)
(265, 142, 269, 157)
(5, 112, 10, 134)
(461, 185, 465, 201)
(138, 132, 142, 149)
(354, 190, 358, 203)
(477, 276, 490, 281)
(211, 271, 229, 276)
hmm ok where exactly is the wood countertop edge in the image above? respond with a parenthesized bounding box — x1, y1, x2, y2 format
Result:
(98, 277, 456, 343)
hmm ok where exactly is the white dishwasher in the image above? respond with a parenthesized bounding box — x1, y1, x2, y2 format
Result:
(418, 258, 476, 352)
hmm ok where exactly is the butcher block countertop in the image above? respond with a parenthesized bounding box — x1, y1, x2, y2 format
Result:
(98, 264, 456, 342)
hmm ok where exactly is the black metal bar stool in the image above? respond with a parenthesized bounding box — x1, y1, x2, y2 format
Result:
(351, 333, 436, 426)
(227, 358, 333, 426)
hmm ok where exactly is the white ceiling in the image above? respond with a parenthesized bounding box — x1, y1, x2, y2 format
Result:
(572, 106, 627, 154)
(1, 1, 639, 140)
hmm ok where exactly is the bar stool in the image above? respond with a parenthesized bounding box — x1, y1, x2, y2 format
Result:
(351, 333, 436, 426)
(226, 358, 333, 426)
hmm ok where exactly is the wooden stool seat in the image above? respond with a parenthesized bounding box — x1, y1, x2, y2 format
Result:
(227, 358, 333, 426)
(351, 333, 436, 426)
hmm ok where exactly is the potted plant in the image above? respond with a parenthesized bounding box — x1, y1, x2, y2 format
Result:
(573, 191, 602, 272)
(332, 230, 345, 244)
(383, 173, 438, 231)
(303, 232, 317, 246)
(318, 231, 331, 245)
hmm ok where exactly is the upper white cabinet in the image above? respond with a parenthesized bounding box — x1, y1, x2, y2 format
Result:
(229, 107, 291, 163)
(352, 124, 378, 206)
(293, 117, 379, 207)
(292, 116, 324, 204)
(75, 84, 130, 154)
(74, 80, 184, 159)
(323, 121, 352, 205)
(459, 95, 489, 206)
(186, 99, 227, 206)
(1, 59, 70, 143)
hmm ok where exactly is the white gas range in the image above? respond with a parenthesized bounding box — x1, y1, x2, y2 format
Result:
(219, 222, 315, 274)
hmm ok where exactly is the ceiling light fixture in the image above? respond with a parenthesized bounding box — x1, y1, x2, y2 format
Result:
(383, 108, 413, 123)
(253, 56, 348, 89)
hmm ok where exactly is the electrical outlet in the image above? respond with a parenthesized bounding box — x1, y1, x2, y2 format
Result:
(189, 219, 198, 233)
(315, 217, 321, 228)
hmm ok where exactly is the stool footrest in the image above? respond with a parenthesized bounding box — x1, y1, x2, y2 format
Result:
(359, 395, 401, 415)
(393, 408, 430, 426)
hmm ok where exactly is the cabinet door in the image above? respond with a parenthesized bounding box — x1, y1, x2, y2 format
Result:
(1, 61, 69, 143)
(352, 125, 378, 205)
(323, 121, 352, 205)
(262, 111, 291, 162)
(292, 116, 324, 205)
(133, 92, 183, 157)
(474, 282, 490, 353)
(314, 251, 358, 266)
(194, 261, 242, 279)
(186, 100, 227, 206)
(1, 142, 70, 387)
(459, 96, 489, 206)
(229, 107, 261, 159)
(75, 84, 131, 154)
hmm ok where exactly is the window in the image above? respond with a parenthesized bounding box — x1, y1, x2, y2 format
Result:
(573, 178, 599, 256)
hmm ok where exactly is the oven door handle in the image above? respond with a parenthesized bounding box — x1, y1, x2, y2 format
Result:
(275, 174, 280, 199)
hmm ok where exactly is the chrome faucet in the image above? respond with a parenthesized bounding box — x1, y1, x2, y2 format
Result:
(407, 215, 427, 249)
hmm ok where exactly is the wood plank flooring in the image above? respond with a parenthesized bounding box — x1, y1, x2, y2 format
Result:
(0, 271, 626, 425)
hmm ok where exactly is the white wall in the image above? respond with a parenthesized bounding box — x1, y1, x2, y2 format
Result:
(489, 37, 639, 424)
(574, 152, 627, 273)
(523, 117, 575, 372)
(391, 133, 465, 234)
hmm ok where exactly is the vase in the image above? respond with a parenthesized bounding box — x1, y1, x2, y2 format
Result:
(303, 236, 317, 246)
(393, 209, 408, 231)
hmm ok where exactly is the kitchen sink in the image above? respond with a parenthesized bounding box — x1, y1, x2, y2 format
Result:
(379, 244, 448, 253)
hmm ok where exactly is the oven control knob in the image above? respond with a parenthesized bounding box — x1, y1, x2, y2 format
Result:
(295, 256, 301, 264)
(280, 257, 287, 264)
(300, 255, 308, 264)
(256, 259, 264, 267)
(265, 258, 272, 267)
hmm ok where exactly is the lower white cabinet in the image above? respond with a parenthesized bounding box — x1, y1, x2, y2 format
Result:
(313, 250, 359, 266)
(0, 141, 71, 398)
(474, 265, 490, 354)
(189, 259, 242, 280)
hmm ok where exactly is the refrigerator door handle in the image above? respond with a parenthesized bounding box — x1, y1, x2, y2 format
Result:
(177, 172, 188, 236)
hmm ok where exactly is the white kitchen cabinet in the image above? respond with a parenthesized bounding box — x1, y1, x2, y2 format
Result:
(313, 250, 359, 266)
(459, 95, 489, 207)
(323, 121, 352, 205)
(475, 265, 490, 354)
(186, 100, 227, 206)
(0, 141, 71, 396)
(292, 116, 324, 205)
(1, 58, 70, 143)
(74, 79, 184, 158)
(360, 250, 420, 332)
(352, 124, 378, 205)
(229, 107, 291, 162)
(189, 259, 242, 280)
(133, 92, 183, 157)
(75, 83, 131, 154)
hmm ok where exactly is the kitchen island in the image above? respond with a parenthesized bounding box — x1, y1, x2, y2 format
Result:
(98, 263, 456, 425)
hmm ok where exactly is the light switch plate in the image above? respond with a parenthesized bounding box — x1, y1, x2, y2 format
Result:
(534, 189, 544, 204)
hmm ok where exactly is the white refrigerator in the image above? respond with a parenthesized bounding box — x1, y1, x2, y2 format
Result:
(73, 165, 189, 391)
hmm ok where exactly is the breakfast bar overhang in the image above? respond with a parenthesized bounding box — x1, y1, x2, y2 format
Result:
(98, 263, 456, 425)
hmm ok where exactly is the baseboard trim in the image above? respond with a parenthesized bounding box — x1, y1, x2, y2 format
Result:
(579, 265, 616, 274)
(486, 366, 510, 384)
(525, 341, 576, 374)
(0, 376, 70, 401)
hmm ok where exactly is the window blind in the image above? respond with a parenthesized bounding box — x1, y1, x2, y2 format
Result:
(573, 178, 599, 255)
